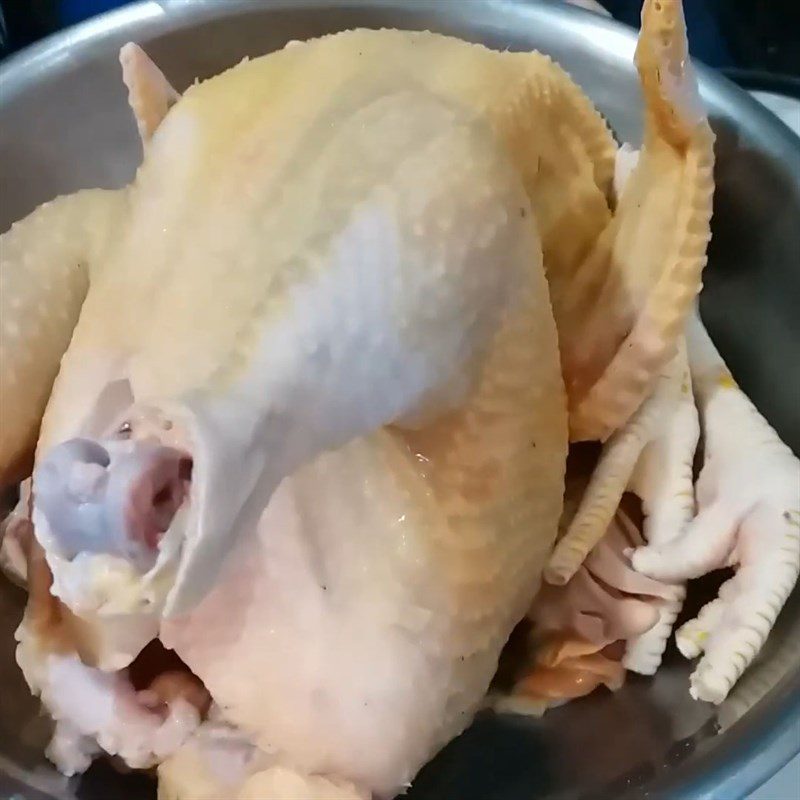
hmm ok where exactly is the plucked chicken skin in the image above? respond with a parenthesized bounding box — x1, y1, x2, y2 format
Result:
(0, 0, 798, 797)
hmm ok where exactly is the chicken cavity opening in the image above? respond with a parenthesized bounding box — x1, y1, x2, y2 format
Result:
(127, 638, 211, 718)
(19, 510, 208, 707)
(13, 510, 213, 775)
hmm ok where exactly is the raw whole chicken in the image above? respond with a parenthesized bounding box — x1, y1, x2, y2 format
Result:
(0, 0, 797, 797)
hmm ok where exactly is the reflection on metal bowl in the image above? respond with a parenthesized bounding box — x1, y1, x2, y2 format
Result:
(0, 2, 798, 799)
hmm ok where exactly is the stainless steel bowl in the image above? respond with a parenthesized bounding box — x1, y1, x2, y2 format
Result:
(1, 2, 798, 798)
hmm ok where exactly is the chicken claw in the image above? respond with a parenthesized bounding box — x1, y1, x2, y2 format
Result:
(631, 312, 800, 703)
(546, 345, 697, 571)
(545, 342, 697, 673)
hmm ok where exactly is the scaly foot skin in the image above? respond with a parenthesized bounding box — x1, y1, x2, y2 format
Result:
(632, 311, 800, 703)
(545, 140, 695, 675)
(546, 342, 697, 582)
(545, 342, 697, 674)
(622, 362, 697, 673)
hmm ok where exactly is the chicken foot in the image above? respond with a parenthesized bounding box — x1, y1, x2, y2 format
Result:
(632, 311, 800, 702)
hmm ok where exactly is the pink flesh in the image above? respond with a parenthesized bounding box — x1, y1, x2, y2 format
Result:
(123, 450, 191, 549)
(34, 437, 192, 562)
(533, 508, 672, 648)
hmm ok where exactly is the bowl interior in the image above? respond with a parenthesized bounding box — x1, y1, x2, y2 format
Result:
(1, 2, 799, 799)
